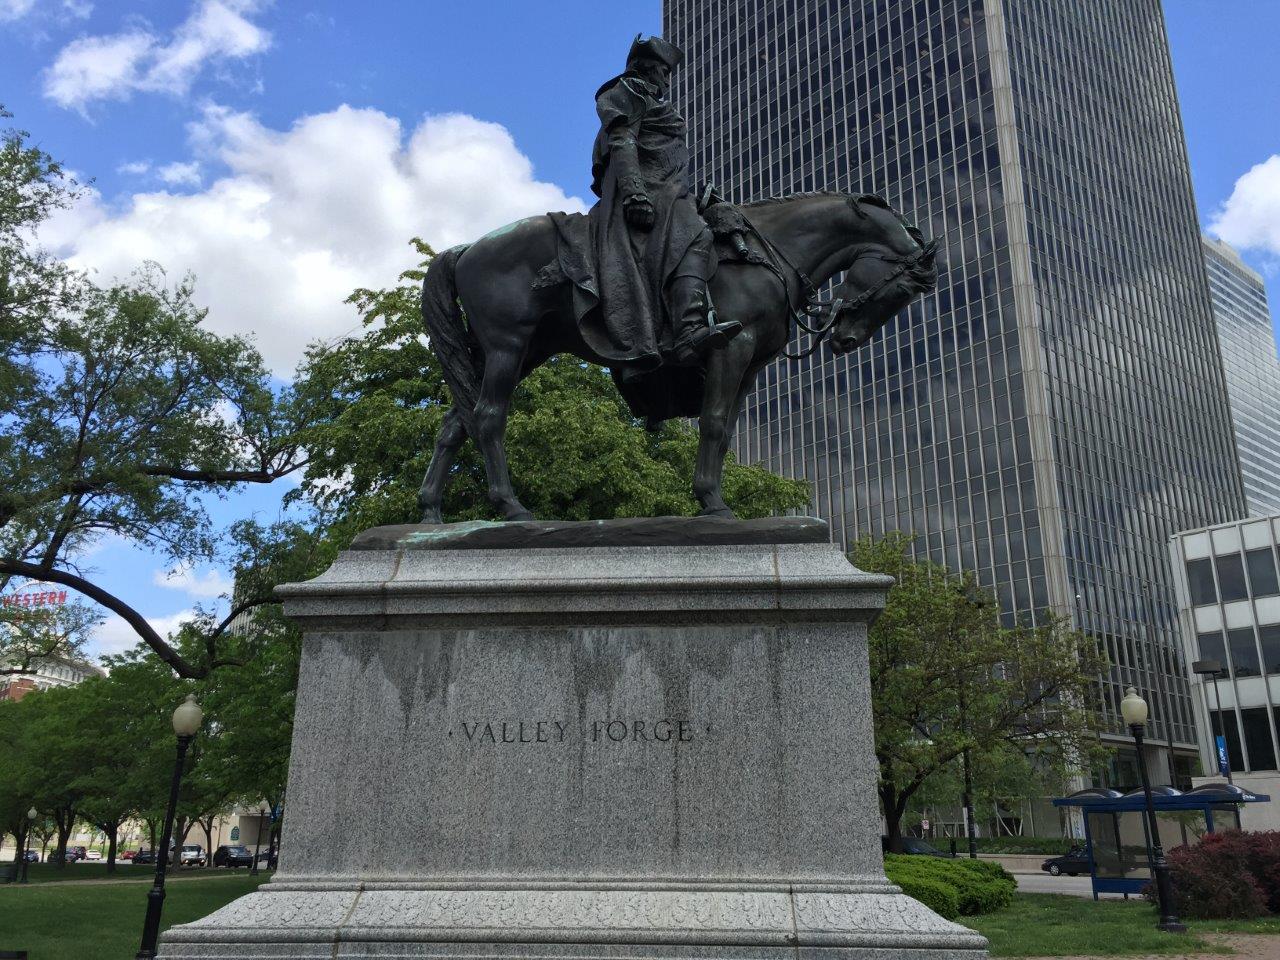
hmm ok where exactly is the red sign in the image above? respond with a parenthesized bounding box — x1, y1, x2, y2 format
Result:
(1, 586, 69, 610)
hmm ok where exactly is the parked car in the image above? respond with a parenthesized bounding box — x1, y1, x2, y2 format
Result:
(62, 845, 88, 862)
(85, 849, 102, 861)
(133, 849, 156, 865)
(121, 849, 138, 860)
(881, 836, 950, 857)
(22, 850, 39, 862)
(212, 844, 254, 868)
(1041, 846, 1091, 877)
(180, 844, 206, 866)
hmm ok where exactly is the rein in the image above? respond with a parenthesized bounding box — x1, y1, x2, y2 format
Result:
(735, 207, 931, 361)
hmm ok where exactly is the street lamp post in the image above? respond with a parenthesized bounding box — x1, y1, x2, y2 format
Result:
(136, 694, 203, 960)
(19, 808, 36, 884)
(251, 802, 269, 876)
(1120, 687, 1186, 934)
(1192, 659, 1233, 785)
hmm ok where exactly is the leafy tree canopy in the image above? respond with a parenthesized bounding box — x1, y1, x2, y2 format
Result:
(0, 596, 101, 676)
(0, 110, 306, 678)
(852, 533, 1108, 849)
(291, 240, 811, 530)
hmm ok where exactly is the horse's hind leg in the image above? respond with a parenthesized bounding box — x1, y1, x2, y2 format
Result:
(473, 347, 534, 521)
(417, 405, 467, 523)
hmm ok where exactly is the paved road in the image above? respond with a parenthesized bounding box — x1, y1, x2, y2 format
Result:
(1015, 871, 1125, 898)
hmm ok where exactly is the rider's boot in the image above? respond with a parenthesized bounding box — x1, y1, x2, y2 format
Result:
(664, 276, 741, 366)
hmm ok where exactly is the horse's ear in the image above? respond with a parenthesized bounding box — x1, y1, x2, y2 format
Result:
(906, 226, 925, 245)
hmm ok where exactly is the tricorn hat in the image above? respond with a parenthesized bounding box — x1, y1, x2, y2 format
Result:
(627, 34, 683, 70)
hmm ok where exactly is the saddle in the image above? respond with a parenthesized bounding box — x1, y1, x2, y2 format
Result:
(530, 189, 762, 293)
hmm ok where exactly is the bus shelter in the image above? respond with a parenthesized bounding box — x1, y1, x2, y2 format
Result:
(1052, 783, 1270, 898)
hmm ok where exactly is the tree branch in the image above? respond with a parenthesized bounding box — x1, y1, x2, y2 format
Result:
(0, 558, 206, 679)
(140, 461, 306, 485)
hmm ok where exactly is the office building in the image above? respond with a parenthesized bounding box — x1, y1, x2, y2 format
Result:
(1169, 516, 1280, 828)
(1202, 235, 1280, 518)
(665, 0, 1247, 760)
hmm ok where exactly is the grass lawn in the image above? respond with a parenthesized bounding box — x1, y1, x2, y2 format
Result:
(969, 893, 1280, 957)
(8, 884, 1280, 960)
(0, 872, 267, 959)
(7, 862, 254, 884)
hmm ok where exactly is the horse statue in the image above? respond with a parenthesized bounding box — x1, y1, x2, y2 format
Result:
(417, 190, 939, 522)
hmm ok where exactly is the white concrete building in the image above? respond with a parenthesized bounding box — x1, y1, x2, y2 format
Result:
(1169, 515, 1280, 828)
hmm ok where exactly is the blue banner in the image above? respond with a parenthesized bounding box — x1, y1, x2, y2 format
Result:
(1216, 735, 1230, 776)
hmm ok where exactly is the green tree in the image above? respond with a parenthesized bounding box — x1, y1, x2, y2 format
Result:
(6, 687, 88, 868)
(852, 534, 1107, 851)
(71, 654, 181, 871)
(292, 241, 811, 529)
(0, 111, 306, 679)
(0, 597, 101, 678)
(0, 695, 40, 869)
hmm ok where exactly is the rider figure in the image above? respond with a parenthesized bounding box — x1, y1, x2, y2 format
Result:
(591, 35, 741, 369)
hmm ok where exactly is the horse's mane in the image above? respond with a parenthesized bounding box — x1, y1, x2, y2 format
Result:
(744, 190, 894, 211)
(742, 190, 924, 243)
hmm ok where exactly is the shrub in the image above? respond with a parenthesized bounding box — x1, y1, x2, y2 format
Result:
(891, 872, 961, 920)
(972, 836, 1075, 855)
(1154, 830, 1276, 919)
(884, 854, 1016, 917)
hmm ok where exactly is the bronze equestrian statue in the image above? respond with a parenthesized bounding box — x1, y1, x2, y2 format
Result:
(418, 35, 939, 522)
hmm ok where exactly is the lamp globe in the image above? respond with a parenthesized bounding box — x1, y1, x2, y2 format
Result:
(172, 694, 203, 737)
(1121, 686, 1148, 728)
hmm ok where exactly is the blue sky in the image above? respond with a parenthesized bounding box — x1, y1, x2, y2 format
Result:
(1, 1, 1278, 662)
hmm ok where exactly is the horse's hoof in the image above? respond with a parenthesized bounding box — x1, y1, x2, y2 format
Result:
(697, 507, 737, 519)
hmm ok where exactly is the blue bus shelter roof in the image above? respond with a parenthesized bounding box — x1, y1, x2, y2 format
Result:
(1052, 783, 1269, 812)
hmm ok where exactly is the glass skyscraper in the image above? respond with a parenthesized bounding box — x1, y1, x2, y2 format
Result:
(1202, 235, 1280, 518)
(665, 0, 1247, 751)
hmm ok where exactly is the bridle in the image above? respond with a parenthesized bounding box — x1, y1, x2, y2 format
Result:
(736, 207, 935, 360)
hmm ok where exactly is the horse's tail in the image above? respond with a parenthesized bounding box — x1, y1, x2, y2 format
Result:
(421, 244, 479, 422)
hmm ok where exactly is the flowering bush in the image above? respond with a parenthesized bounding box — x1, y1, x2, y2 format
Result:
(1155, 830, 1280, 919)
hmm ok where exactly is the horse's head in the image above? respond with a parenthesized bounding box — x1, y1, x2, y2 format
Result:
(829, 195, 939, 355)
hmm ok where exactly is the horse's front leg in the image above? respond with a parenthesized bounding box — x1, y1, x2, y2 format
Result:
(693, 334, 755, 518)
(473, 348, 534, 521)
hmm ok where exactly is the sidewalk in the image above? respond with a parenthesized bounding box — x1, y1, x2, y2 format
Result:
(1027, 932, 1280, 960)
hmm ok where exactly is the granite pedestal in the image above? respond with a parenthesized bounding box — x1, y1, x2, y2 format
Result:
(159, 517, 988, 960)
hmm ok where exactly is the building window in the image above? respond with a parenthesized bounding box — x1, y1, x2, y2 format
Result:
(1246, 548, 1280, 597)
(1215, 554, 1249, 603)
(1229, 627, 1261, 677)
(1211, 709, 1245, 772)
(1255, 625, 1280, 676)
(1242, 708, 1278, 771)
(1186, 558, 1216, 605)
(1198, 630, 1228, 669)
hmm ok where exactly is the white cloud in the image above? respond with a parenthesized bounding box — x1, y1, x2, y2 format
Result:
(43, 105, 587, 372)
(118, 160, 152, 175)
(153, 564, 232, 599)
(43, 0, 269, 110)
(92, 609, 196, 660)
(148, 0, 268, 94)
(44, 30, 156, 110)
(158, 160, 202, 187)
(0, 0, 36, 21)
(1210, 155, 1280, 257)
(1, 0, 90, 23)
